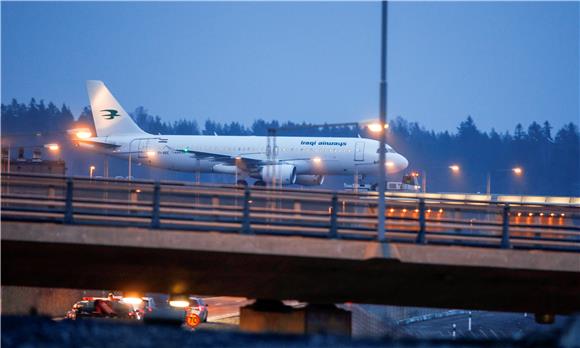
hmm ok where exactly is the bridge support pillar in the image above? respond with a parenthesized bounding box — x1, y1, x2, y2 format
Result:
(240, 300, 351, 336)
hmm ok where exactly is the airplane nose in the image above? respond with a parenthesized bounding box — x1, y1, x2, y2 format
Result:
(386, 153, 408, 173)
(398, 154, 409, 170)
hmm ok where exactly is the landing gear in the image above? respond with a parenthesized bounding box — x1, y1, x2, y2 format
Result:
(254, 180, 266, 187)
(236, 179, 248, 186)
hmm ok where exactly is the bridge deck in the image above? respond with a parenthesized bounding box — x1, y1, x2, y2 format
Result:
(2, 221, 579, 314)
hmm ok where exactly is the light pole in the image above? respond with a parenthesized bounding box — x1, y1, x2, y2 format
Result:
(420, 164, 460, 193)
(377, 0, 388, 242)
(89, 165, 96, 178)
(486, 167, 523, 195)
(128, 137, 160, 180)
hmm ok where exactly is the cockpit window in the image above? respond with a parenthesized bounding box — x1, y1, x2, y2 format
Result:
(377, 145, 396, 153)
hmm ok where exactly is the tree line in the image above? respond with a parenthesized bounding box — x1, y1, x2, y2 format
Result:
(2, 99, 578, 195)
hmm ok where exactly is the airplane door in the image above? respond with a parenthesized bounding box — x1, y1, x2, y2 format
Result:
(354, 142, 365, 161)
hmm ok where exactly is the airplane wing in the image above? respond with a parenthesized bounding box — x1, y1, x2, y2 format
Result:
(75, 139, 121, 150)
(173, 147, 313, 171)
(173, 148, 264, 170)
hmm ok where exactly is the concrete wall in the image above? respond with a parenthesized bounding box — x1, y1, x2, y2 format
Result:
(1, 286, 105, 317)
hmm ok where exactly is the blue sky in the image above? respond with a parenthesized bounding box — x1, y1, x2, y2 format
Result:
(2, 1, 578, 133)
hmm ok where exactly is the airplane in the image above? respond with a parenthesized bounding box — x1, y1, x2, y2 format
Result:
(76, 80, 408, 186)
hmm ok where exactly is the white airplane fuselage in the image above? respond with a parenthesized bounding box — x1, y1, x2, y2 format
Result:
(80, 80, 409, 185)
(82, 134, 408, 177)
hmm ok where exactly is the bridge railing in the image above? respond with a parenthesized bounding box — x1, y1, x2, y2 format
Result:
(2, 173, 579, 252)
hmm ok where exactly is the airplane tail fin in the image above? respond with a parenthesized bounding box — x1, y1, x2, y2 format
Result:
(86, 80, 146, 137)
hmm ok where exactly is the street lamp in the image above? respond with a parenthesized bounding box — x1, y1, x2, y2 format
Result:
(367, 122, 389, 133)
(421, 165, 460, 193)
(44, 143, 60, 152)
(89, 165, 96, 178)
(486, 167, 523, 195)
(67, 128, 93, 140)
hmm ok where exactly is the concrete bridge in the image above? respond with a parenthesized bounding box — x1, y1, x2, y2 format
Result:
(3, 221, 579, 315)
(2, 173, 580, 330)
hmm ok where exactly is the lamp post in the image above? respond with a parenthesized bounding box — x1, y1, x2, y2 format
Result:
(486, 167, 523, 195)
(127, 137, 160, 180)
(376, 0, 388, 242)
(89, 165, 96, 178)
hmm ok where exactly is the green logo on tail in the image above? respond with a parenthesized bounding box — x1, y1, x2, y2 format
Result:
(101, 109, 121, 120)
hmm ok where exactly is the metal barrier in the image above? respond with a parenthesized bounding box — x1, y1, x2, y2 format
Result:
(2, 172, 579, 252)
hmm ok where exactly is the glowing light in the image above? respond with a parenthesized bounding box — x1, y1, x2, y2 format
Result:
(76, 130, 92, 139)
(402, 209, 407, 213)
(312, 157, 322, 164)
(367, 123, 384, 133)
(68, 128, 93, 139)
(528, 213, 533, 217)
(389, 208, 395, 213)
(135, 189, 141, 193)
(235, 156, 242, 160)
(411, 172, 420, 177)
(386, 161, 394, 167)
(146, 150, 156, 157)
(414, 209, 419, 213)
(550, 213, 555, 217)
(517, 212, 522, 217)
(512, 167, 523, 175)
(561, 213, 565, 217)
(539, 213, 544, 217)
(449, 165, 460, 172)
(427, 209, 432, 213)
(438, 209, 444, 213)
(169, 300, 189, 308)
(45, 143, 60, 151)
(122, 297, 143, 305)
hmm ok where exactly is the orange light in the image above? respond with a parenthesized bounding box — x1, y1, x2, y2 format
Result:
(449, 165, 460, 172)
(414, 209, 419, 213)
(135, 189, 141, 193)
(438, 208, 444, 213)
(45, 143, 60, 151)
(528, 213, 533, 217)
(389, 208, 395, 213)
(312, 157, 322, 164)
(550, 213, 555, 217)
(77, 130, 92, 139)
(367, 122, 388, 133)
(427, 209, 431, 213)
(386, 161, 394, 167)
(67, 127, 93, 139)
(512, 167, 523, 175)
(517, 212, 522, 217)
(539, 213, 544, 217)
(402, 209, 407, 213)
(146, 150, 156, 157)
(561, 213, 565, 217)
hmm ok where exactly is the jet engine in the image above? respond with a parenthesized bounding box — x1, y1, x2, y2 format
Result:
(295, 175, 325, 186)
(259, 164, 297, 185)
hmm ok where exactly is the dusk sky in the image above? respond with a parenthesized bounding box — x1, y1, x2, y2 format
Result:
(2, 1, 578, 133)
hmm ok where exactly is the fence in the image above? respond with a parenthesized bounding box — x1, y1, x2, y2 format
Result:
(2, 173, 579, 252)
